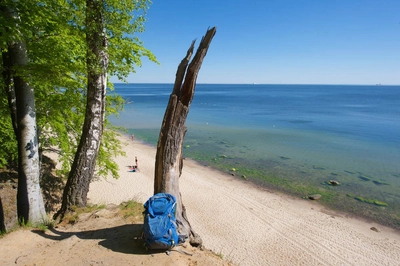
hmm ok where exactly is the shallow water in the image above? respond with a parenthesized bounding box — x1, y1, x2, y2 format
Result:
(111, 83, 400, 228)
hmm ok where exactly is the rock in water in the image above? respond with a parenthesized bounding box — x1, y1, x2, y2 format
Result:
(328, 180, 340, 186)
(308, 194, 322, 200)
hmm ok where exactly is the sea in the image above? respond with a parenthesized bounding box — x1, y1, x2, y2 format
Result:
(110, 83, 400, 229)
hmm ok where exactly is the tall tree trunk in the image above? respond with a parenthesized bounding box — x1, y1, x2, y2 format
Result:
(2, 50, 18, 137)
(154, 27, 216, 246)
(55, 0, 108, 220)
(9, 40, 46, 224)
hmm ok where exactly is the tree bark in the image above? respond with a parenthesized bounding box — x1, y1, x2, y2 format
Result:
(55, 0, 107, 220)
(9, 40, 47, 224)
(154, 27, 216, 246)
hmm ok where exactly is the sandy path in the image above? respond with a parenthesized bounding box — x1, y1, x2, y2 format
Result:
(88, 135, 400, 266)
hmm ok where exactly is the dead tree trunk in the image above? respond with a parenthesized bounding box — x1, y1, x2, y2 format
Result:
(154, 27, 216, 246)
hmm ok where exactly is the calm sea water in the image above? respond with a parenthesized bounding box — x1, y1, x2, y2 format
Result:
(110, 83, 400, 228)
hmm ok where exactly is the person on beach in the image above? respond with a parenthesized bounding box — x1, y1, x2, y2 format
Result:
(131, 134, 134, 141)
(135, 156, 139, 171)
(129, 157, 139, 172)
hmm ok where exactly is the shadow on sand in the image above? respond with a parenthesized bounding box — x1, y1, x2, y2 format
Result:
(32, 224, 167, 255)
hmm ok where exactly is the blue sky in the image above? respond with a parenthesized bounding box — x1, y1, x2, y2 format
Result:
(112, 0, 400, 85)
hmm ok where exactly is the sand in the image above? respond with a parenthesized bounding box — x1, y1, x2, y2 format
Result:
(2, 133, 398, 265)
(86, 135, 400, 266)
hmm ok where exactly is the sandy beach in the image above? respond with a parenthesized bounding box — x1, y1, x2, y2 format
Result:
(87, 134, 400, 266)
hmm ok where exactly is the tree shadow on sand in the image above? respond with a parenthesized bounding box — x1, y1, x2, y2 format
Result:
(39, 155, 64, 213)
(32, 224, 162, 255)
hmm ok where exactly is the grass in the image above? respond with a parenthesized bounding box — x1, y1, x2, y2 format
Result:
(60, 200, 144, 224)
(118, 200, 144, 219)
(55, 200, 145, 227)
(62, 204, 106, 225)
(0, 216, 56, 237)
(35, 218, 57, 233)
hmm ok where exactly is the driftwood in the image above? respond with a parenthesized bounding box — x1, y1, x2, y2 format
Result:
(154, 27, 216, 246)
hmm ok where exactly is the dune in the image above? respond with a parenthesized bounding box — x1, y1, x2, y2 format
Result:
(87, 134, 400, 266)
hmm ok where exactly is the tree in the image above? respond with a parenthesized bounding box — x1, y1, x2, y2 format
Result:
(1, 0, 156, 224)
(1, 0, 153, 175)
(1, 4, 46, 225)
(55, 0, 108, 218)
(0, 47, 18, 168)
(1, 0, 88, 171)
(11, 41, 46, 224)
(1, 0, 155, 174)
(54, 0, 156, 220)
(154, 27, 216, 246)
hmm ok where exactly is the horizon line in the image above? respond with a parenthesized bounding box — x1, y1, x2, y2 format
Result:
(112, 82, 400, 86)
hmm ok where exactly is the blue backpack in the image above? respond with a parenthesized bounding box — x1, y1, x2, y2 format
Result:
(143, 193, 179, 250)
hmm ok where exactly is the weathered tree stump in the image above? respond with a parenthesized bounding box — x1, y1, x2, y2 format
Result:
(154, 27, 216, 247)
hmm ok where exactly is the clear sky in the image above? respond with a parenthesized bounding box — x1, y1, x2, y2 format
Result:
(111, 0, 400, 85)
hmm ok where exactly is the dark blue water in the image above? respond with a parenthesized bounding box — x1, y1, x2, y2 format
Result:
(114, 83, 399, 142)
(111, 83, 400, 228)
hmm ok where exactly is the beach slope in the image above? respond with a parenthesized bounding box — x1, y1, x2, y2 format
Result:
(87, 135, 400, 266)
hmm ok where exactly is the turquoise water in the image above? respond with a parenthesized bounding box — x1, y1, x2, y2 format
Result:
(110, 83, 400, 229)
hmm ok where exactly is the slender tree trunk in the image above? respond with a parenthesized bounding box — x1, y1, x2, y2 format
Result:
(9, 40, 46, 224)
(1, 6, 19, 168)
(154, 27, 216, 246)
(0, 197, 6, 232)
(55, 0, 108, 220)
(2, 50, 18, 136)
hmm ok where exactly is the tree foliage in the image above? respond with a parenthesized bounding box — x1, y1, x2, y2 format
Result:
(0, 0, 156, 182)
